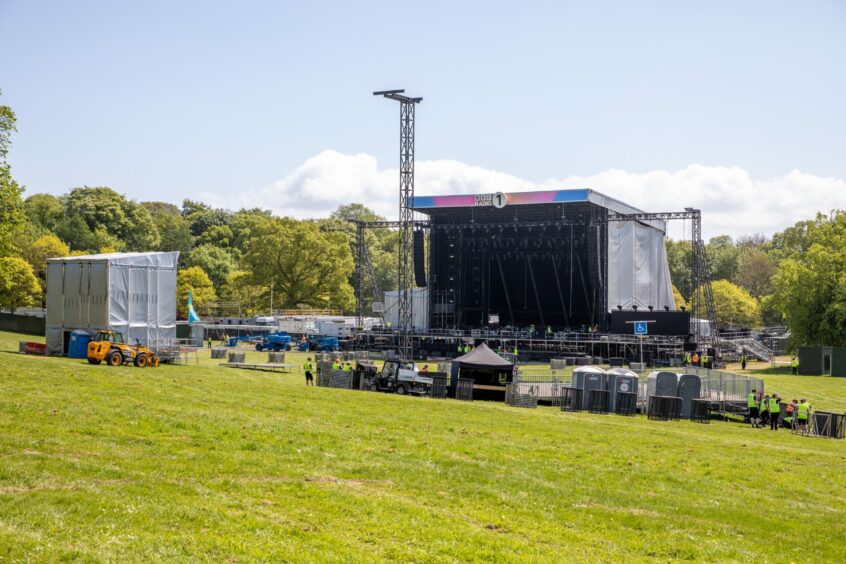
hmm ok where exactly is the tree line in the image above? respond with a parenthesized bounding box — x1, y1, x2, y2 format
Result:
(2, 93, 845, 348)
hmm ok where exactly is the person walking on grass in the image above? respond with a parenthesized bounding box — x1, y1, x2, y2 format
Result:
(740, 354, 747, 371)
(791, 356, 798, 375)
(748, 388, 760, 428)
(768, 394, 781, 431)
(303, 357, 314, 386)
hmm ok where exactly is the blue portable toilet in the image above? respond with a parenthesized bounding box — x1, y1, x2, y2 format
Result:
(68, 330, 92, 358)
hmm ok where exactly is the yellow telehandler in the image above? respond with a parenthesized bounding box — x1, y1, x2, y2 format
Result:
(86, 330, 159, 367)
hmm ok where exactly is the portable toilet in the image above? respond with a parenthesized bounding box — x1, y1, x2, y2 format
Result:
(646, 371, 679, 398)
(571, 366, 607, 410)
(607, 368, 639, 413)
(677, 373, 702, 418)
(67, 329, 92, 358)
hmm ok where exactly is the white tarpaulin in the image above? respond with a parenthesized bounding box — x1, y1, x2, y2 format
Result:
(46, 252, 179, 355)
(383, 288, 429, 330)
(607, 221, 675, 312)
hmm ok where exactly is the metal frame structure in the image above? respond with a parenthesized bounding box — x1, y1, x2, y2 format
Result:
(373, 89, 423, 359)
(353, 219, 428, 328)
(605, 208, 720, 351)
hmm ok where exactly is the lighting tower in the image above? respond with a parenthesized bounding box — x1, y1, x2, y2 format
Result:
(373, 89, 422, 360)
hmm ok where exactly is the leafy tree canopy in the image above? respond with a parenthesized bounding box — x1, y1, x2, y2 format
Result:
(243, 217, 354, 311)
(176, 266, 216, 319)
(56, 187, 160, 252)
(0, 257, 41, 311)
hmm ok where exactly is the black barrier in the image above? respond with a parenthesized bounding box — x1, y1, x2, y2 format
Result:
(455, 378, 474, 401)
(614, 392, 637, 416)
(430, 375, 448, 399)
(690, 399, 711, 424)
(559, 387, 583, 412)
(588, 389, 610, 414)
(647, 396, 682, 421)
(813, 412, 845, 439)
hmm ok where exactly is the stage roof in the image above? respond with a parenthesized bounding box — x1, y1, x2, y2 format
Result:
(411, 188, 646, 217)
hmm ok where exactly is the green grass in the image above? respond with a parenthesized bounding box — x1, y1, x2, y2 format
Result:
(1, 331, 845, 561)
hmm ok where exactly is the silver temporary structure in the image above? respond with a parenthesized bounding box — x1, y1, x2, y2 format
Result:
(45, 252, 179, 355)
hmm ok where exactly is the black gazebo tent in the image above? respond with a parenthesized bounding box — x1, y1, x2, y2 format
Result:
(453, 343, 514, 400)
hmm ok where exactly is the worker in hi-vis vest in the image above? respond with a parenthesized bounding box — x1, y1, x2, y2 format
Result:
(303, 357, 314, 386)
(768, 394, 781, 431)
(748, 388, 760, 428)
(796, 398, 811, 434)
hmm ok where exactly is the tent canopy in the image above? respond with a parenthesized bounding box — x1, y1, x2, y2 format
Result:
(453, 343, 513, 369)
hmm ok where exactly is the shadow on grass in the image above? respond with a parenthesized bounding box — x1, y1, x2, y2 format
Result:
(753, 365, 823, 377)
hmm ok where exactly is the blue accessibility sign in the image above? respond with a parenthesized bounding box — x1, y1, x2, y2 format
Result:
(634, 321, 648, 335)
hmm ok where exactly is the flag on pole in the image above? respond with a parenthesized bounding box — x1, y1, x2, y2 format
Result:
(187, 290, 200, 323)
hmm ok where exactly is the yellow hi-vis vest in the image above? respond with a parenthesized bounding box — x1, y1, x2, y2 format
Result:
(304, 362, 313, 372)
(332, 362, 341, 370)
(797, 402, 810, 419)
(747, 393, 757, 408)
(769, 398, 780, 413)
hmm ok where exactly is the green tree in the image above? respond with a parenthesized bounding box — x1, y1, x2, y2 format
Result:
(0, 89, 16, 161)
(243, 217, 355, 311)
(219, 270, 266, 316)
(182, 199, 231, 238)
(0, 257, 41, 311)
(176, 266, 216, 319)
(143, 201, 194, 255)
(0, 93, 28, 256)
(230, 208, 273, 253)
(733, 250, 777, 298)
(672, 284, 685, 310)
(20, 234, 69, 294)
(665, 239, 693, 301)
(24, 193, 64, 234)
(691, 280, 761, 329)
(184, 244, 236, 290)
(56, 187, 160, 252)
(706, 235, 741, 282)
(770, 211, 846, 347)
(0, 164, 27, 256)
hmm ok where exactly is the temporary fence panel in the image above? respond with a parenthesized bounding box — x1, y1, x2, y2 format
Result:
(812, 412, 845, 439)
(614, 392, 637, 416)
(505, 383, 539, 408)
(588, 389, 610, 414)
(559, 387, 583, 412)
(455, 378, 474, 401)
(648, 396, 682, 421)
(690, 399, 711, 423)
(430, 375, 448, 398)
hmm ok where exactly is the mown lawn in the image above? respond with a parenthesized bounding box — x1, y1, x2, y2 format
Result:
(1, 331, 844, 562)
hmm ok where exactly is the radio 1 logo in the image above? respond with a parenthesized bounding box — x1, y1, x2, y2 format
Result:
(474, 192, 507, 208)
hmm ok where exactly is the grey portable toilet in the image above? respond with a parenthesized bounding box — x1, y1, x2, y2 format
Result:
(571, 366, 607, 410)
(607, 368, 639, 413)
(647, 371, 679, 398)
(677, 374, 702, 418)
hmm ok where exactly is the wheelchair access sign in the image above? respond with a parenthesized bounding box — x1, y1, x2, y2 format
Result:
(633, 321, 648, 335)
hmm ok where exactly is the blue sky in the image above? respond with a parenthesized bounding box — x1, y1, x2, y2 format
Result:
(1, 1, 845, 235)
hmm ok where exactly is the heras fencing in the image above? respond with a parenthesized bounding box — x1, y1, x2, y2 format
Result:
(683, 366, 764, 401)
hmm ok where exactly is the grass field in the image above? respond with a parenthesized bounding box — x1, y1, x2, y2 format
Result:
(1, 331, 845, 561)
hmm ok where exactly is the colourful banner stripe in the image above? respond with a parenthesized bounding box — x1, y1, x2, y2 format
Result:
(411, 189, 590, 209)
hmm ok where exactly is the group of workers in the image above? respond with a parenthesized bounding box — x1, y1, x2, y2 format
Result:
(683, 351, 712, 368)
(747, 389, 813, 434)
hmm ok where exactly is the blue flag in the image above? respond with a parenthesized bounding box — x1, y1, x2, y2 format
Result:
(187, 290, 200, 323)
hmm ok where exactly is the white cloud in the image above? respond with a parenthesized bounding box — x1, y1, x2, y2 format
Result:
(202, 150, 846, 239)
